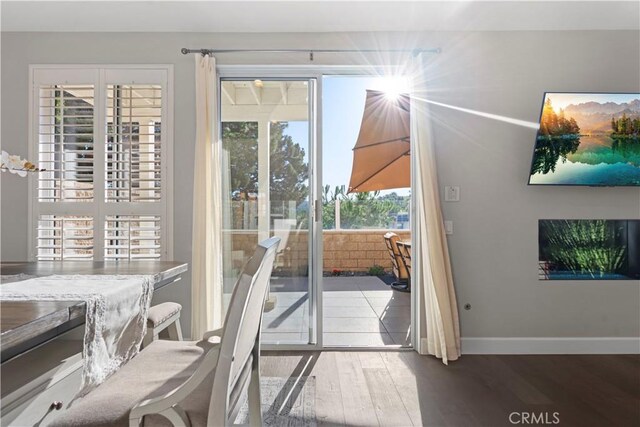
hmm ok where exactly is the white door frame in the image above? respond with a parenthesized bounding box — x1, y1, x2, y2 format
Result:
(217, 65, 417, 351)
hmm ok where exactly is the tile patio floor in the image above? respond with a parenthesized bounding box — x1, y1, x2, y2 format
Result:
(261, 275, 411, 347)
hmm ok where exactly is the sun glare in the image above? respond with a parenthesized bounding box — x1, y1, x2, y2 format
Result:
(379, 76, 410, 100)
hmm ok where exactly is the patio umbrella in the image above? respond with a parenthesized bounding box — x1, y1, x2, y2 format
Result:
(348, 89, 411, 193)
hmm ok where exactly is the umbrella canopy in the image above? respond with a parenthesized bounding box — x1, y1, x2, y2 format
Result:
(348, 90, 411, 193)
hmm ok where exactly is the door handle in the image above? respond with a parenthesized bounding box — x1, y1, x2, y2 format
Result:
(314, 200, 321, 222)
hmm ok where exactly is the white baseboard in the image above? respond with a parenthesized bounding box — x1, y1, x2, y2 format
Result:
(461, 337, 640, 355)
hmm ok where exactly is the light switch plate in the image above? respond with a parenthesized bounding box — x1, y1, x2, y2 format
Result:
(444, 186, 460, 202)
(444, 220, 454, 235)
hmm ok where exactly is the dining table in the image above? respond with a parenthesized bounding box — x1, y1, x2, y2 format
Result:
(0, 261, 188, 426)
(0, 261, 188, 363)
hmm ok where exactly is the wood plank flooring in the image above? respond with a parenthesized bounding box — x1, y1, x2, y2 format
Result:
(261, 351, 640, 427)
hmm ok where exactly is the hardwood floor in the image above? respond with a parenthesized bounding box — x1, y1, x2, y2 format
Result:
(261, 351, 640, 427)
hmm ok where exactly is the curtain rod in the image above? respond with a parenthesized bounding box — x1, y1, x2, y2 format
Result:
(180, 47, 441, 60)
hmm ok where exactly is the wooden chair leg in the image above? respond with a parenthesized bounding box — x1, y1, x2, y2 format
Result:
(167, 318, 183, 341)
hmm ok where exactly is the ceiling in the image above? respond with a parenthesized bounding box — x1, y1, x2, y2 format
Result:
(220, 80, 310, 121)
(1, 1, 638, 33)
(221, 80, 309, 106)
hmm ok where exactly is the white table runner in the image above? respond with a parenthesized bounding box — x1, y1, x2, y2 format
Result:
(0, 274, 154, 396)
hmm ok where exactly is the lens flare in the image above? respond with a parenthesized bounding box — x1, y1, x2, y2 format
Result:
(411, 96, 540, 129)
(380, 76, 410, 100)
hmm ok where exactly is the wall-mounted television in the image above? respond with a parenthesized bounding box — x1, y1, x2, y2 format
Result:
(528, 92, 640, 186)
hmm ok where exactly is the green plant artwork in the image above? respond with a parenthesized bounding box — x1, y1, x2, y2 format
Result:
(539, 220, 638, 280)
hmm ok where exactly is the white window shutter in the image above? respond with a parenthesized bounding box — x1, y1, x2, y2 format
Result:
(31, 67, 172, 262)
(104, 215, 162, 260)
(37, 215, 94, 260)
(38, 85, 95, 202)
(106, 84, 163, 202)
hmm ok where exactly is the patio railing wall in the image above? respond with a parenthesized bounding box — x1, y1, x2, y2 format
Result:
(227, 199, 410, 231)
(225, 229, 410, 275)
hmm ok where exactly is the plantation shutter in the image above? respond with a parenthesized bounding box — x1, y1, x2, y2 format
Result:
(106, 84, 162, 202)
(31, 67, 172, 261)
(37, 215, 94, 260)
(38, 84, 95, 202)
(104, 215, 162, 260)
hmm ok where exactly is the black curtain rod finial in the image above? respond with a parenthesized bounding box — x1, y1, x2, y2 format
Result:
(181, 48, 213, 56)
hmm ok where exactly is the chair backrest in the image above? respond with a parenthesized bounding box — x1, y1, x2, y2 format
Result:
(397, 241, 412, 279)
(208, 237, 280, 424)
(383, 232, 409, 280)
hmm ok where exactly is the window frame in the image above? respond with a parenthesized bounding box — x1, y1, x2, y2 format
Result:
(28, 64, 174, 261)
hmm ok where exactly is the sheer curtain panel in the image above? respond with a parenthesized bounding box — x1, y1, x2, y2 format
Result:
(411, 54, 461, 364)
(191, 54, 224, 338)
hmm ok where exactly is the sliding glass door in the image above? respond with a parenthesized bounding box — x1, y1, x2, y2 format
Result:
(220, 78, 316, 345)
(219, 71, 413, 350)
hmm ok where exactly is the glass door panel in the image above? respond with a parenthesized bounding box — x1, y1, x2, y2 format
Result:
(221, 79, 313, 345)
(321, 75, 412, 348)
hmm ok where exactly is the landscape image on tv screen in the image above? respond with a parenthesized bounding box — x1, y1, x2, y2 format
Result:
(529, 93, 640, 186)
(538, 220, 639, 280)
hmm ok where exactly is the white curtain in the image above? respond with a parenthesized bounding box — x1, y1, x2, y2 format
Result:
(191, 54, 224, 338)
(411, 54, 461, 364)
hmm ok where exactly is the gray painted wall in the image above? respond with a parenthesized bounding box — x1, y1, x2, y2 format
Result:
(2, 31, 639, 339)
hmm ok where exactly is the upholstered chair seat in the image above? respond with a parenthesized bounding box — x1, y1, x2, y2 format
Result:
(143, 302, 183, 347)
(50, 339, 220, 427)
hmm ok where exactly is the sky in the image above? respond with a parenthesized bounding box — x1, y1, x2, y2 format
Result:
(545, 92, 640, 113)
(283, 75, 411, 197)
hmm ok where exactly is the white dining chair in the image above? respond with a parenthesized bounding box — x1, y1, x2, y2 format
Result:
(143, 302, 184, 348)
(50, 237, 280, 427)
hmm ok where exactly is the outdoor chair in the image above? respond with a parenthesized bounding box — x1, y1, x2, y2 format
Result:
(272, 218, 296, 269)
(397, 241, 412, 286)
(51, 237, 281, 427)
(383, 232, 410, 292)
